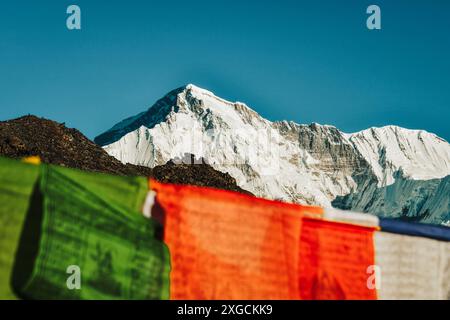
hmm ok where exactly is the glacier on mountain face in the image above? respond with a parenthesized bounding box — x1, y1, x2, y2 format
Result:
(95, 84, 450, 225)
(333, 171, 450, 225)
(350, 126, 450, 186)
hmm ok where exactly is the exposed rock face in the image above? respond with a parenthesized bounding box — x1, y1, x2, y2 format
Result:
(0, 115, 250, 195)
(274, 121, 378, 190)
(96, 84, 450, 225)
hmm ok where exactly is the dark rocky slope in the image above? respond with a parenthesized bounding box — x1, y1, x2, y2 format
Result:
(0, 115, 251, 195)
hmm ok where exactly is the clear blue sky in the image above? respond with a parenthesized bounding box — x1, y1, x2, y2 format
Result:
(1, 0, 449, 140)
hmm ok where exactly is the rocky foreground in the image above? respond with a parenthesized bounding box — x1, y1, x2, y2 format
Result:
(0, 115, 250, 195)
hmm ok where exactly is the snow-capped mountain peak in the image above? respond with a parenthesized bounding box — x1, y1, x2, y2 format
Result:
(96, 85, 450, 224)
(349, 125, 450, 185)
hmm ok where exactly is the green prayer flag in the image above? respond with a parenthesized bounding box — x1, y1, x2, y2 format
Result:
(10, 163, 170, 300)
(0, 157, 40, 299)
(50, 165, 149, 214)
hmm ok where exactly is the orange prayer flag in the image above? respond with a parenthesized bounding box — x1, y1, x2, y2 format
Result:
(299, 218, 377, 300)
(150, 180, 323, 300)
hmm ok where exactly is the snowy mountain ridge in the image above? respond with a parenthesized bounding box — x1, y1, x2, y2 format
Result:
(95, 84, 450, 224)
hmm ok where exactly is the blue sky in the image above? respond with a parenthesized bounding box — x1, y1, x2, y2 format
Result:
(0, 0, 449, 140)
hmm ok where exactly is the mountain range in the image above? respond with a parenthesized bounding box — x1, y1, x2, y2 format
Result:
(95, 84, 450, 226)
